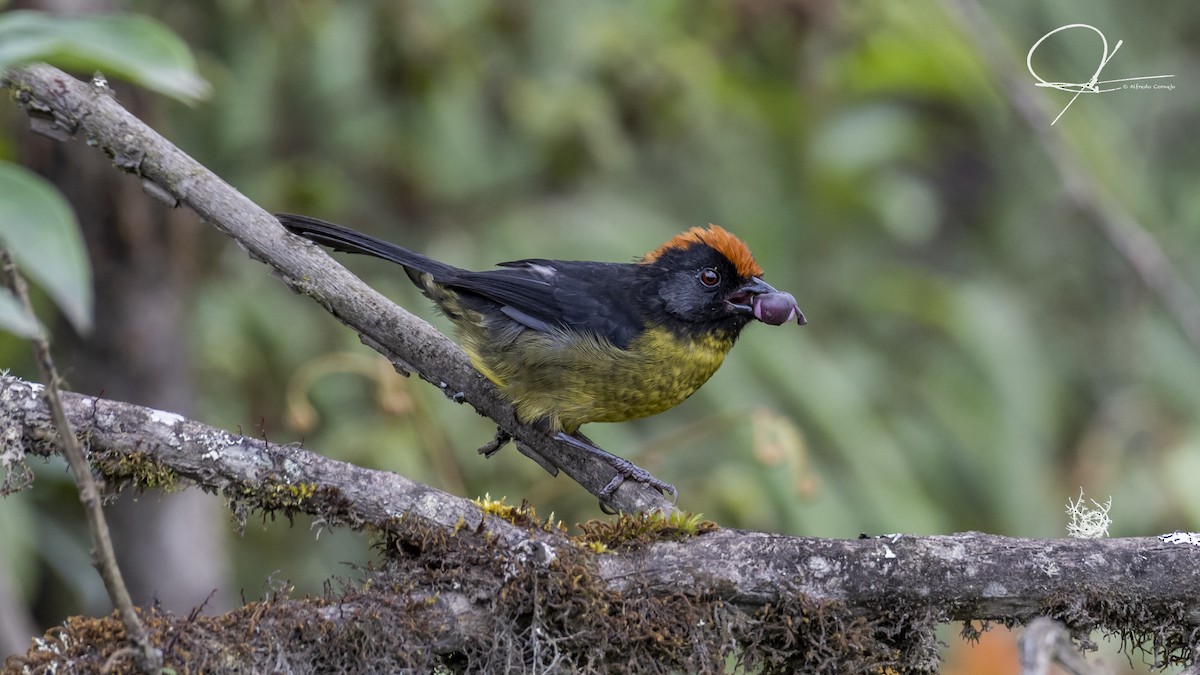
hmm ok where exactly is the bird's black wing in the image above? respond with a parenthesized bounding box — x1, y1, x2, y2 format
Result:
(446, 259, 644, 349)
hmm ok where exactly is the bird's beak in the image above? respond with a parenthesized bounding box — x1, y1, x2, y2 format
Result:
(727, 277, 806, 326)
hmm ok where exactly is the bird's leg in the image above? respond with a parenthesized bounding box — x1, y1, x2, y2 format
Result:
(553, 431, 678, 505)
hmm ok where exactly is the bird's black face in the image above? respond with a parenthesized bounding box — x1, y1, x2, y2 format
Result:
(646, 244, 804, 338)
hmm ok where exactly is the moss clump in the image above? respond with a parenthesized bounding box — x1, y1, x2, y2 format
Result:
(374, 512, 732, 673)
(229, 479, 336, 524)
(575, 510, 719, 551)
(1038, 590, 1199, 668)
(93, 449, 182, 492)
(471, 493, 566, 533)
(237, 479, 317, 509)
(220, 476, 355, 533)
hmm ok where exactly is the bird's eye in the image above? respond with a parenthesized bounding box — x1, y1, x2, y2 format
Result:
(698, 268, 720, 287)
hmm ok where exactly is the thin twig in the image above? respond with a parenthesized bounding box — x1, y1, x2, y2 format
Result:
(0, 250, 161, 672)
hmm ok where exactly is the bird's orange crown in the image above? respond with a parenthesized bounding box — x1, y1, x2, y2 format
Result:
(642, 225, 764, 278)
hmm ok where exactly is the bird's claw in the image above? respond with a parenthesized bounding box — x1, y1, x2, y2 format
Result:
(597, 459, 677, 503)
(553, 431, 678, 508)
(598, 470, 677, 514)
(596, 457, 678, 515)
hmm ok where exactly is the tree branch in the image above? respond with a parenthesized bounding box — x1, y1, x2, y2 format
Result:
(3, 373, 1200, 671)
(1, 372, 545, 547)
(1, 63, 672, 514)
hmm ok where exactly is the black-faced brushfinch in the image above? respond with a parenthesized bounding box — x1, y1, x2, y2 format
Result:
(276, 214, 805, 502)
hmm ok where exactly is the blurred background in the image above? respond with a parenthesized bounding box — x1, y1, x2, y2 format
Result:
(2, 0, 1198, 671)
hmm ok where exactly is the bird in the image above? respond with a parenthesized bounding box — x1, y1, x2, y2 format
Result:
(276, 213, 805, 503)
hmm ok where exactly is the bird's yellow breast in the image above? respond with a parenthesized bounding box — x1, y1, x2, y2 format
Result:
(461, 324, 734, 433)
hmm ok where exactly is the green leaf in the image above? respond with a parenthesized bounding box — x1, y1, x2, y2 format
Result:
(0, 11, 208, 102)
(0, 288, 40, 338)
(0, 162, 91, 333)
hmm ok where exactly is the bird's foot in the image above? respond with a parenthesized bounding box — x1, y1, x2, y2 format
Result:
(596, 457, 678, 509)
(553, 432, 678, 508)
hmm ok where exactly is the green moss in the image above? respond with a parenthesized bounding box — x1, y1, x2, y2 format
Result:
(575, 510, 719, 551)
(93, 450, 181, 492)
(471, 493, 566, 533)
(237, 479, 320, 514)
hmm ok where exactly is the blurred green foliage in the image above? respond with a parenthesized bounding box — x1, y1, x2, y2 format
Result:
(3, 1, 1199, 665)
(0, 9, 209, 334)
(0, 10, 208, 100)
(0, 161, 88, 335)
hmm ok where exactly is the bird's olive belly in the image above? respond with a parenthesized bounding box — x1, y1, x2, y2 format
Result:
(463, 325, 732, 432)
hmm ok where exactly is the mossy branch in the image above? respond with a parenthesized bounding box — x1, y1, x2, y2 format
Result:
(4, 374, 1200, 671)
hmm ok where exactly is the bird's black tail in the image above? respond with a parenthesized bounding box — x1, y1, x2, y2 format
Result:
(275, 213, 460, 285)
